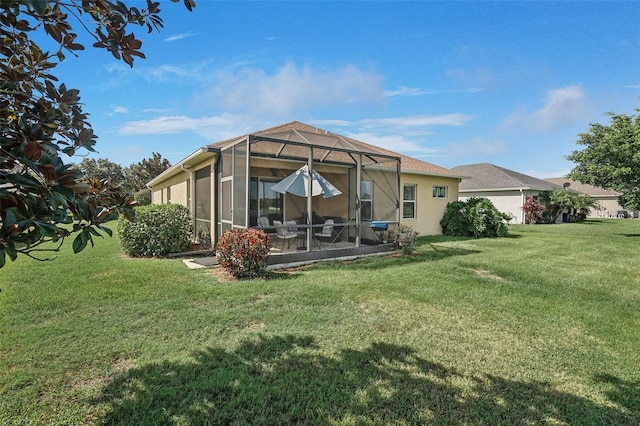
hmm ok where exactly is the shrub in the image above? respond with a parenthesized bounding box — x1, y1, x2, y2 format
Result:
(216, 228, 271, 279)
(118, 203, 192, 257)
(522, 195, 545, 224)
(440, 197, 510, 238)
(389, 224, 419, 255)
(134, 188, 152, 206)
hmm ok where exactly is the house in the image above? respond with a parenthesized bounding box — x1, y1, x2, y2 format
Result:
(451, 163, 570, 224)
(544, 177, 624, 218)
(148, 121, 464, 258)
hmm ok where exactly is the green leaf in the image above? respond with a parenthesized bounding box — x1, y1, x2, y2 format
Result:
(0, 248, 5, 269)
(98, 225, 113, 237)
(34, 222, 60, 238)
(26, 0, 49, 15)
(6, 173, 40, 188)
(72, 231, 87, 253)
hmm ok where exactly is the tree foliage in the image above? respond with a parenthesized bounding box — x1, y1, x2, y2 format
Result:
(539, 189, 599, 223)
(123, 152, 171, 194)
(0, 0, 194, 268)
(567, 111, 640, 210)
(78, 152, 170, 195)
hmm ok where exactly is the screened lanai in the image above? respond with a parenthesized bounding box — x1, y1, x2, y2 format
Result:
(216, 126, 401, 254)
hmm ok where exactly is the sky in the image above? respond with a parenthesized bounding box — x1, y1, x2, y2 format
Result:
(42, 1, 640, 178)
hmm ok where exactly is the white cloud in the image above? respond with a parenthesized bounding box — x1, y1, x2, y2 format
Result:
(358, 114, 476, 129)
(345, 132, 442, 159)
(385, 86, 487, 98)
(204, 62, 385, 117)
(500, 86, 589, 133)
(164, 32, 197, 42)
(118, 113, 261, 141)
(112, 105, 129, 114)
(385, 86, 438, 97)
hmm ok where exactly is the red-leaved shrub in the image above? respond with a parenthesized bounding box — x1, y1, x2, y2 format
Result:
(216, 228, 271, 279)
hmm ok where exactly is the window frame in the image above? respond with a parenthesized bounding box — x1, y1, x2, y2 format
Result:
(403, 183, 417, 219)
(360, 180, 373, 221)
(432, 185, 447, 199)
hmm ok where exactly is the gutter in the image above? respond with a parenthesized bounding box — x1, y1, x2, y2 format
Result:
(147, 146, 220, 188)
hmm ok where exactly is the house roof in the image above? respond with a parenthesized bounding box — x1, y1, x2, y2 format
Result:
(544, 178, 620, 197)
(452, 163, 568, 192)
(149, 121, 464, 187)
(209, 121, 464, 179)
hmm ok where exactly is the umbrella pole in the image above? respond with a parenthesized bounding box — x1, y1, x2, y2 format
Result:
(306, 151, 313, 251)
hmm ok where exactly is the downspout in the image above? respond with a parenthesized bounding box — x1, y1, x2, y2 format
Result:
(181, 163, 195, 237)
(212, 148, 221, 249)
(520, 189, 525, 224)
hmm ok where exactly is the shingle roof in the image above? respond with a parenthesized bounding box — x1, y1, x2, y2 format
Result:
(209, 121, 464, 178)
(544, 178, 620, 196)
(452, 163, 567, 192)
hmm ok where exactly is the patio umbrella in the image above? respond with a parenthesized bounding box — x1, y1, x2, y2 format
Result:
(271, 165, 342, 199)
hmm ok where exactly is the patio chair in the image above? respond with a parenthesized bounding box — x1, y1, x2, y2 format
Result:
(257, 216, 270, 229)
(314, 219, 334, 248)
(273, 220, 298, 249)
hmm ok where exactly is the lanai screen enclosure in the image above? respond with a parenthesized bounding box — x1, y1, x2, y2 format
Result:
(196, 127, 401, 254)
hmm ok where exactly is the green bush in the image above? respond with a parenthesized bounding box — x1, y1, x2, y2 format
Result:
(440, 197, 510, 238)
(389, 224, 419, 255)
(216, 228, 271, 279)
(134, 188, 152, 206)
(118, 203, 192, 257)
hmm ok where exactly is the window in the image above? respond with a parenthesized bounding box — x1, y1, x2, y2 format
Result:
(249, 178, 283, 226)
(433, 186, 447, 198)
(360, 180, 373, 220)
(403, 184, 416, 219)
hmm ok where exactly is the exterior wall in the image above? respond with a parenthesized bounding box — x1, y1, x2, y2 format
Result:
(400, 174, 461, 235)
(151, 173, 190, 207)
(459, 190, 526, 224)
(150, 157, 217, 242)
(591, 196, 624, 217)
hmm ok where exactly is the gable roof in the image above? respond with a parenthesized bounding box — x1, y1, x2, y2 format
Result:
(210, 121, 464, 179)
(452, 163, 568, 192)
(544, 177, 620, 197)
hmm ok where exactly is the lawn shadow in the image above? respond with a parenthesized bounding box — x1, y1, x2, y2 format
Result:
(613, 233, 640, 238)
(93, 336, 636, 424)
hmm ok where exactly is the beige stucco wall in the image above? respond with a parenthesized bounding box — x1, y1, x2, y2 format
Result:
(459, 191, 525, 224)
(400, 174, 461, 235)
(151, 158, 215, 211)
(591, 197, 624, 217)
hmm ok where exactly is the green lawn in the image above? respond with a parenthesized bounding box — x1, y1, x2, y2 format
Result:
(1, 219, 639, 425)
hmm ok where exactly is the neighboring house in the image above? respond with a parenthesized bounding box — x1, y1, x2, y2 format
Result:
(148, 121, 464, 258)
(544, 178, 624, 217)
(451, 163, 571, 224)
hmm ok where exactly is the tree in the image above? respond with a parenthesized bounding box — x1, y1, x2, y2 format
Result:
(123, 152, 171, 194)
(567, 111, 640, 210)
(540, 189, 599, 223)
(78, 158, 125, 185)
(0, 0, 194, 268)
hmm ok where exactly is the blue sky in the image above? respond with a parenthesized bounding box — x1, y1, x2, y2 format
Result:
(47, 1, 640, 178)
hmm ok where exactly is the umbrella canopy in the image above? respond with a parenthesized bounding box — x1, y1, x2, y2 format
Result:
(271, 165, 342, 199)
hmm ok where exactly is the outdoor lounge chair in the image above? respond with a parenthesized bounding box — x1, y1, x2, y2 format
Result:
(273, 220, 298, 249)
(314, 219, 334, 248)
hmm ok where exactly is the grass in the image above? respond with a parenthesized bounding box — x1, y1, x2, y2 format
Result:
(0, 219, 639, 424)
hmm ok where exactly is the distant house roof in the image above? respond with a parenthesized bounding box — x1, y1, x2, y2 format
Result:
(210, 121, 464, 179)
(544, 178, 620, 197)
(451, 163, 568, 192)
